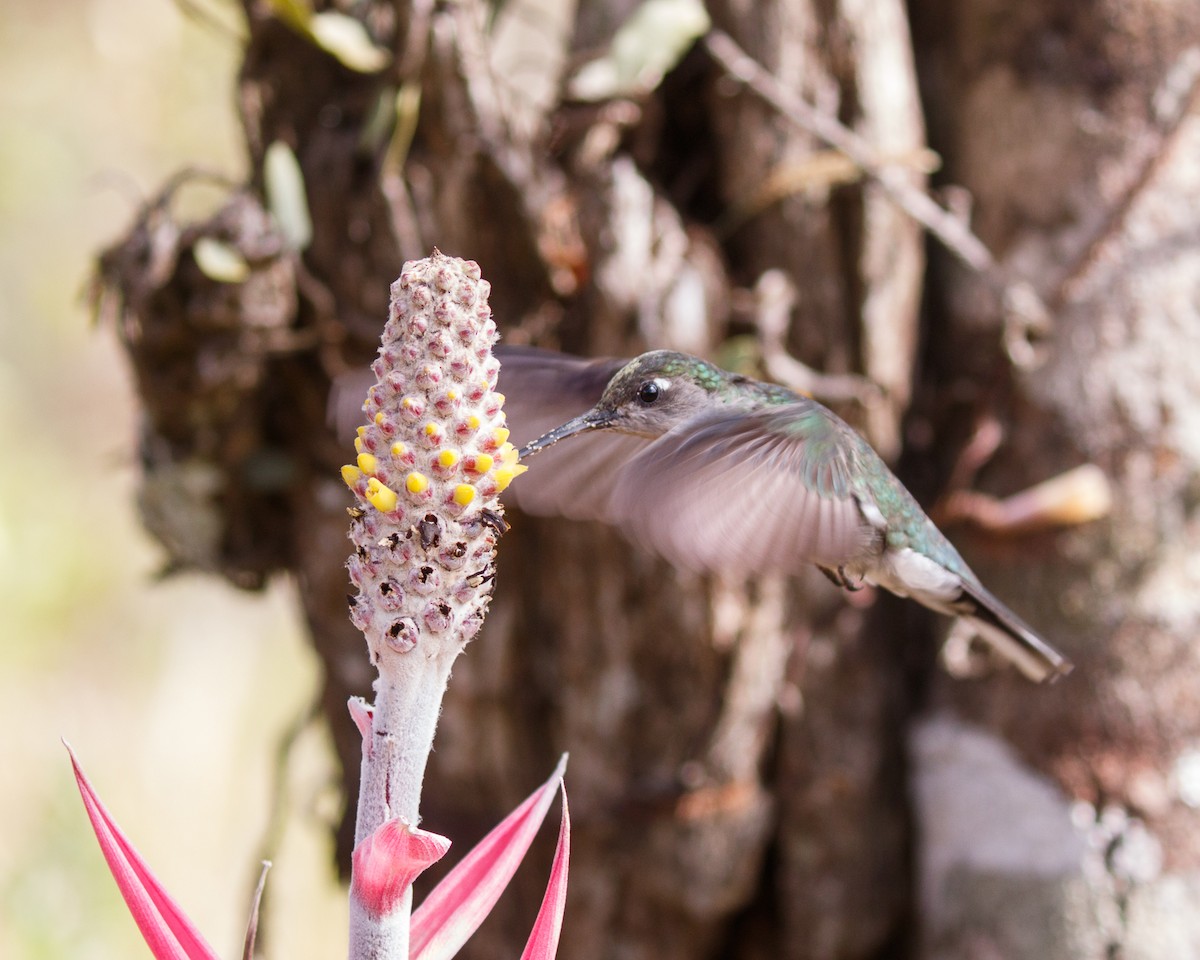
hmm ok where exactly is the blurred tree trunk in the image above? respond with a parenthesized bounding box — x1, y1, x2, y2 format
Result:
(908, 1, 1200, 957)
(94, 0, 1200, 958)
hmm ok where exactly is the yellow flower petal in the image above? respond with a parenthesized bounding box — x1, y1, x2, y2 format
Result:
(493, 463, 527, 492)
(365, 478, 398, 513)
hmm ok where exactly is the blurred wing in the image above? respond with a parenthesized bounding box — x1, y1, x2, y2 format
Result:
(495, 345, 651, 522)
(493, 344, 624, 446)
(608, 405, 875, 576)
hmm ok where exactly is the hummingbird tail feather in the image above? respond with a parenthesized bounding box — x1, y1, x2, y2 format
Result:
(957, 581, 1074, 683)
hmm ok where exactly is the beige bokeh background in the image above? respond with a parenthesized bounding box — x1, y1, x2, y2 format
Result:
(1, 2, 346, 957)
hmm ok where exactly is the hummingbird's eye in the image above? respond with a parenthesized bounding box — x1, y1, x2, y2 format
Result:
(637, 381, 662, 405)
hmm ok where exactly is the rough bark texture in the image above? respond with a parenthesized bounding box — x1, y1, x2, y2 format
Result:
(910, 0, 1200, 956)
(94, 0, 1200, 957)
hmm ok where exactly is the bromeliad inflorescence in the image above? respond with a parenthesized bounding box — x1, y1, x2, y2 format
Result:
(341, 252, 525, 662)
(69, 253, 566, 960)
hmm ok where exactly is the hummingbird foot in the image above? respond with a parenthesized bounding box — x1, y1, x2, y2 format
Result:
(838, 566, 865, 591)
(818, 565, 866, 592)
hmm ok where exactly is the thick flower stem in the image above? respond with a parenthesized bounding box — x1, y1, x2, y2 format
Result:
(355, 652, 456, 842)
(349, 887, 414, 960)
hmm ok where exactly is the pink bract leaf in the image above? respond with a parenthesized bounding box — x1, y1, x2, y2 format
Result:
(519, 786, 570, 960)
(410, 755, 568, 960)
(66, 742, 220, 960)
(351, 819, 452, 919)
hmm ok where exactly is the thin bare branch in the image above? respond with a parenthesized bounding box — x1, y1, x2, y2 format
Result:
(1051, 49, 1200, 308)
(753, 270, 884, 408)
(704, 30, 997, 276)
(704, 29, 1055, 368)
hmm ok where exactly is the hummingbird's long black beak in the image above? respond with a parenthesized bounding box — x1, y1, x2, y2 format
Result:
(518, 409, 614, 460)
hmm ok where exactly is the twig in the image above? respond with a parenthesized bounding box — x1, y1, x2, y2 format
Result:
(716, 147, 941, 238)
(753, 270, 883, 407)
(1051, 49, 1200, 309)
(704, 30, 1000, 278)
(443, 4, 578, 293)
(943, 415, 1005, 495)
(703, 29, 1055, 366)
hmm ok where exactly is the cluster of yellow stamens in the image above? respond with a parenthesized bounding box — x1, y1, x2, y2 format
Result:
(341, 422, 524, 519)
(341, 252, 523, 655)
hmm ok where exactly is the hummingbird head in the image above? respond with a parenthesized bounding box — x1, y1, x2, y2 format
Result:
(519, 350, 727, 458)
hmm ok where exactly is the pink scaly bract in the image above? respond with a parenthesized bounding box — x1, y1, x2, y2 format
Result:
(352, 820, 453, 919)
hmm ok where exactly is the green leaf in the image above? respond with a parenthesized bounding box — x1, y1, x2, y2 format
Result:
(193, 237, 250, 283)
(569, 0, 710, 100)
(310, 12, 391, 73)
(264, 141, 313, 251)
(266, 1, 390, 73)
(266, 0, 314, 32)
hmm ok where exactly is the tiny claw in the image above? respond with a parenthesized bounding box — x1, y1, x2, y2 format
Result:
(838, 565, 865, 591)
(818, 564, 865, 592)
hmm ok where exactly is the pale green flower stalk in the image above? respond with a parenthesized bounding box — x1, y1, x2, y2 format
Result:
(340, 252, 525, 958)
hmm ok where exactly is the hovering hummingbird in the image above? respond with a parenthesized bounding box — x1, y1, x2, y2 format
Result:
(502, 345, 1072, 683)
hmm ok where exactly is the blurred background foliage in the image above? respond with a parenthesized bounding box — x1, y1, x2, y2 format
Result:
(0, 2, 344, 957)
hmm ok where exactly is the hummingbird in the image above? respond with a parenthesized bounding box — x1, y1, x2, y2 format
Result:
(502, 345, 1072, 683)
